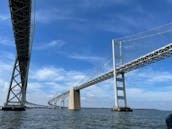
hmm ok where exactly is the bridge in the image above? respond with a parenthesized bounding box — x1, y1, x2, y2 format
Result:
(48, 41, 172, 111)
(1, 0, 172, 111)
(2, 0, 32, 111)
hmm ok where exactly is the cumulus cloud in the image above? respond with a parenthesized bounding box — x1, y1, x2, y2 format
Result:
(34, 40, 65, 50)
(0, 37, 14, 47)
(26, 66, 90, 105)
(30, 66, 87, 83)
(31, 67, 60, 81)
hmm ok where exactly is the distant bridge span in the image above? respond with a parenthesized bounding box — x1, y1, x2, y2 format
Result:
(48, 42, 172, 111)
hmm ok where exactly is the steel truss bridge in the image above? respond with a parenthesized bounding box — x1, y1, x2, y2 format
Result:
(48, 42, 172, 111)
(2, 0, 33, 110)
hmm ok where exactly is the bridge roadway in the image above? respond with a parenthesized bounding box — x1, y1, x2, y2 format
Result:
(49, 42, 172, 104)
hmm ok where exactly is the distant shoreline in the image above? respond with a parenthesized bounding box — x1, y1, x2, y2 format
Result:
(0, 106, 171, 112)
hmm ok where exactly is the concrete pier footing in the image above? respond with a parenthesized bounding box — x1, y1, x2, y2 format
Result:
(2, 106, 25, 111)
(68, 88, 80, 110)
(113, 107, 133, 112)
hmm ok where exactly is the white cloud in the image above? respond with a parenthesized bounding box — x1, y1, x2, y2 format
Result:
(139, 71, 172, 82)
(0, 79, 9, 106)
(27, 89, 52, 105)
(35, 8, 85, 24)
(127, 87, 172, 102)
(0, 14, 9, 21)
(0, 61, 13, 81)
(26, 66, 90, 105)
(34, 40, 65, 50)
(0, 62, 11, 73)
(69, 54, 104, 62)
(0, 51, 15, 61)
(0, 37, 14, 47)
(127, 87, 172, 110)
(127, 69, 172, 84)
(31, 67, 60, 81)
(0, 58, 17, 106)
(30, 66, 87, 83)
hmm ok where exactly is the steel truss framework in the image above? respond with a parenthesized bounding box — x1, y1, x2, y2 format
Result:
(4, 58, 25, 107)
(114, 73, 127, 107)
(2, 0, 31, 110)
(49, 42, 172, 107)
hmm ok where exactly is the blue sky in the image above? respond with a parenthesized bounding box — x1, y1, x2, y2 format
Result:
(1, 0, 172, 110)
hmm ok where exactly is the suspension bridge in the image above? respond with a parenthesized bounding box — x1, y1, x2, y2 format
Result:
(48, 41, 172, 111)
(1, 0, 172, 111)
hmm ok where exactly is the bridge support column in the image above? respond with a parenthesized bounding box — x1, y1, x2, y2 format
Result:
(68, 88, 80, 110)
(112, 40, 132, 112)
(59, 99, 65, 109)
(113, 72, 132, 112)
(2, 58, 26, 111)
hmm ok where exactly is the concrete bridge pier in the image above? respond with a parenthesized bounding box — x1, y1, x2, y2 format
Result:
(68, 88, 81, 110)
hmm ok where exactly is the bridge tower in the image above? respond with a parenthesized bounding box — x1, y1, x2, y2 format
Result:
(112, 40, 132, 112)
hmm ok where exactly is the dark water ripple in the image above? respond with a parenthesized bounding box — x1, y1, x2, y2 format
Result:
(0, 108, 170, 129)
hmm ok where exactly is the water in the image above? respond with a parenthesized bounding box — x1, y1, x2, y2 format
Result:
(0, 108, 170, 129)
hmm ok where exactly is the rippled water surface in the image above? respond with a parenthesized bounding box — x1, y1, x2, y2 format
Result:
(0, 108, 170, 129)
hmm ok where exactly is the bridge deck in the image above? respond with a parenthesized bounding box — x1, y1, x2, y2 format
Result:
(9, 0, 31, 84)
(48, 43, 172, 104)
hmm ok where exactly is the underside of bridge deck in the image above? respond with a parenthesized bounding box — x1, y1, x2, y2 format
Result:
(2, 0, 32, 111)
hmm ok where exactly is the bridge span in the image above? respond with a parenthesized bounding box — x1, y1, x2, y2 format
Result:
(2, 0, 32, 111)
(48, 41, 172, 111)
